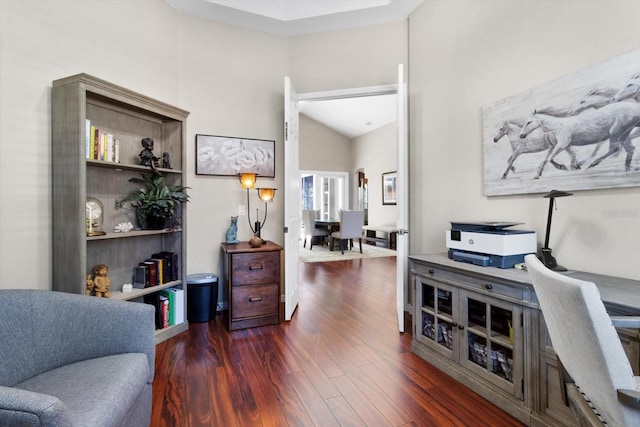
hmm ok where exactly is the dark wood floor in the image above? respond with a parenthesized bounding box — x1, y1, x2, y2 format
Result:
(152, 256, 525, 426)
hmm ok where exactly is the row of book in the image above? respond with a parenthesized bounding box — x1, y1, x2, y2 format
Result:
(144, 288, 184, 330)
(133, 251, 179, 288)
(85, 119, 121, 162)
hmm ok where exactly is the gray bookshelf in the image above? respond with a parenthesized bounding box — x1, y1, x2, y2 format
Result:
(52, 74, 189, 343)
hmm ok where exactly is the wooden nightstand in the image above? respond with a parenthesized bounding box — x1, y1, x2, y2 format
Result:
(221, 241, 282, 331)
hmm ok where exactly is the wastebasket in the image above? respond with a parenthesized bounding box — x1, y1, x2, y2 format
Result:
(186, 273, 218, 322)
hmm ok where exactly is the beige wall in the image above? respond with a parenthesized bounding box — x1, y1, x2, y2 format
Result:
(0, 0, 287, 288)
(353, 123, 397, 226)
(299, 115, 352, 172)
(0, 1, 407, 290)
(288, 20, 408, 93)
(409, 0, 640, 279)
(4, 0, 636, 292)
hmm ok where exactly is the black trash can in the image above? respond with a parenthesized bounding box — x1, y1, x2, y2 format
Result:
(186, 273, 218, 323)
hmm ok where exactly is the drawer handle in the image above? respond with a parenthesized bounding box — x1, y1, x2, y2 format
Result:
(485, 284, 493, 290)
(249, 297, 263, 302)
(250, 265, 264, 270)
(429, 269, 435, 275)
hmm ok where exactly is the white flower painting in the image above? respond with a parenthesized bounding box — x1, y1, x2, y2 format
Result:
(196, 134, 275, 177)
(483, 48, 640, 196)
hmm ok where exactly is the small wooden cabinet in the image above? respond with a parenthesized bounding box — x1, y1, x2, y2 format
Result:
(221, 242, 282, 331)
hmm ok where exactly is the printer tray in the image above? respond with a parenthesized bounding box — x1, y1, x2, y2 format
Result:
(448, 249, 526, 269)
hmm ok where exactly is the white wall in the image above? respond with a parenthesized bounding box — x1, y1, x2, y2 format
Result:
(409, 0, 640, 279)
(0, 0, 287, 289)
(353, 123, 397, 226)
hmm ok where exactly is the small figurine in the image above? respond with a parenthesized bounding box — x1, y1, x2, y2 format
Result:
(225, 216, 240, 244)
(139, 137, 160, 169)
(86, 274, 94, 296)
(92, 264, 111, 298)
(161, 152, 171, 169)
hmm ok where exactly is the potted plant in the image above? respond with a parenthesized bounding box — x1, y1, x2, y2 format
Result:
(115, 172, 190, 230)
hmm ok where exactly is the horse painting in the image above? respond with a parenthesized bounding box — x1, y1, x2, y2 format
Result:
(482, 49, 640, 196)
(520, 102, 640, 179)
(492, 119, 580, 179)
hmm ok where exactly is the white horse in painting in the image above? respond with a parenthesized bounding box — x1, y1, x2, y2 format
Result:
(569, 88, 619, 114)
(520, 102, 640, 179)
(492, 119, 580, 179)
(612, 73, 640, 102)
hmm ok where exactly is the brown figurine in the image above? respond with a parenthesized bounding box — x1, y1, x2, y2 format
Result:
(139, 137, 159, 169)
(92, 264, 111, 298)
(86, 274, 94, 296)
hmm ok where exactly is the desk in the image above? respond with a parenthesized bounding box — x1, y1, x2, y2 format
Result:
(409, 253, 640, 426)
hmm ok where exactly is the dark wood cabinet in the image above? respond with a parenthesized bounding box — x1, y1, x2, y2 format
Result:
(221, 242, 282, 331)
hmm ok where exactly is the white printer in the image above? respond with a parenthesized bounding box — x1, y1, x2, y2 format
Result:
(445, 221, 537, 268)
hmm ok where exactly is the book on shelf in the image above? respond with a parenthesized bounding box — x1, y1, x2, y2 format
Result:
(159, 288, 184, 326)
(159, 295, 169, 329)
(133, 265, 149, 288)
(89, 125, 96, 159)
(144, 293, 170, 330)
(151, 258, 164, 284)
(141, 260, 158, 287)
(152, 252, 178, 282)
(85, 123, 120, 163)
(85, 119, 91, 159)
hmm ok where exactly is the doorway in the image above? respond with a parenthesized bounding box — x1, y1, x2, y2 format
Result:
(284, 65, 408, 331)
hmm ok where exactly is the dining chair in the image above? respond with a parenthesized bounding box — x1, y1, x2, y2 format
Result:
(302, 210, 329, 250)
(524, 254, 640, 427)
(330, 210, 365, 254)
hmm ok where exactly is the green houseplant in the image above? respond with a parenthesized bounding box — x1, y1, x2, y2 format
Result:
(115, 172, 190, 230)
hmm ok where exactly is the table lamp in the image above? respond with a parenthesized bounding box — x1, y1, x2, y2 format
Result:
(539, 189, 572, 271)
(239, 173, 276, 246)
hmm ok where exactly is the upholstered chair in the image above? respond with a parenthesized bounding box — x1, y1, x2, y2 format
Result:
(302, 210, 329, 250)
(525, 255, 640, 427)
(330, 210, 365, 254)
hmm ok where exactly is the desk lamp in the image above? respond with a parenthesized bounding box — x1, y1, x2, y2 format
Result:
(539, 189, 572, 271)
(239, 173, 276, 246)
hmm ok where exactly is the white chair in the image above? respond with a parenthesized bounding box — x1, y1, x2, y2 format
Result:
(302, 210, 329, 250)
(524, 254, 640, 427)
(330, 210, 365, 254)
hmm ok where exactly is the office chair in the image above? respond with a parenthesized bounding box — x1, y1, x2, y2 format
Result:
(525, 255, 640, 427)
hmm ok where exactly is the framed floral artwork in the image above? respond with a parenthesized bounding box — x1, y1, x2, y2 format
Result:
(196, 134, 275, 177)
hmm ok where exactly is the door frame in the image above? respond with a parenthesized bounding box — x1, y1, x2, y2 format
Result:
(285, 71, 409, 332)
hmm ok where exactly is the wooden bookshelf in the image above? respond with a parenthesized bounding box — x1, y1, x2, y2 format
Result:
(52, 74, 190, 343)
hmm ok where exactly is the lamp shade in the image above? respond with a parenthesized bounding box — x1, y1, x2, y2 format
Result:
(239, 173, 256, 189)
(257, 188, 276, 202)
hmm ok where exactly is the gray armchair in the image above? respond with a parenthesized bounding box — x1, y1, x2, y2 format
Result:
(0, 289, 155, 427)
(525, 255, 640, 427)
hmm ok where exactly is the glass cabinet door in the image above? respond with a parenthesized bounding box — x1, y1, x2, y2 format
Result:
(417, 276, 457, 356)
(461, 290, 523, 399)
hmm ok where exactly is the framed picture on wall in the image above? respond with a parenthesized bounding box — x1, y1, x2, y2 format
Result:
(195, 134, 275, 177)
(382, 171, 397, 205)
